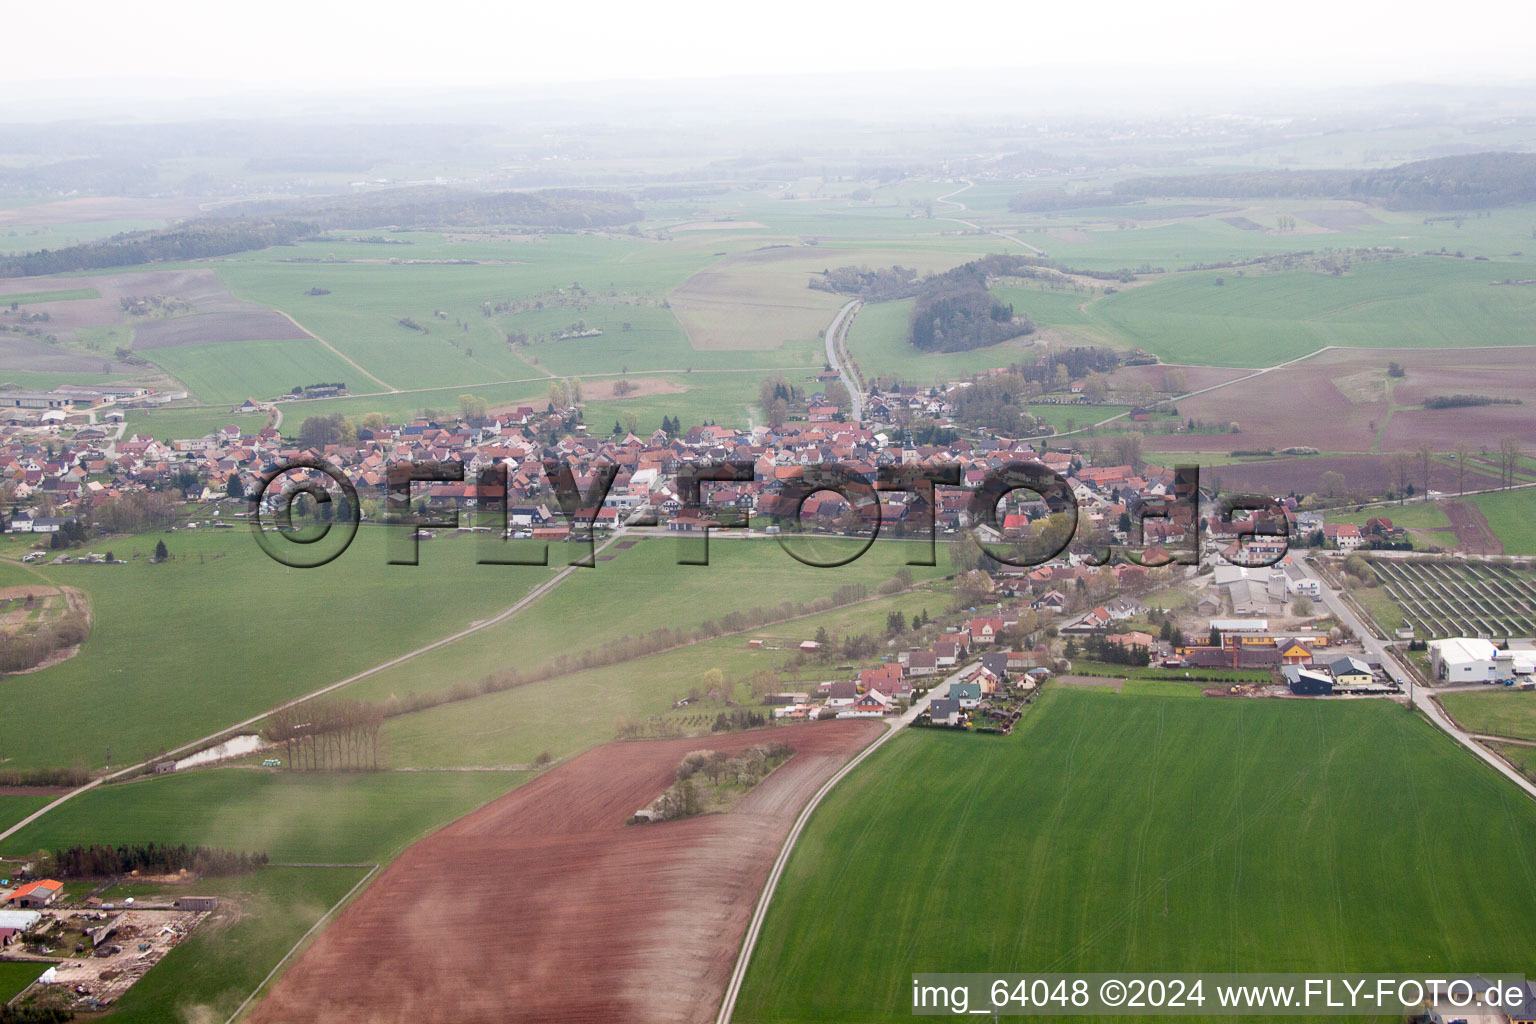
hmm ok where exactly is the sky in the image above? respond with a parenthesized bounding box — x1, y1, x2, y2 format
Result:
(4, 0, 1534, 97)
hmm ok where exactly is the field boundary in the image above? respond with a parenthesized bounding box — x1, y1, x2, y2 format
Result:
(223, 864, 378, 1024)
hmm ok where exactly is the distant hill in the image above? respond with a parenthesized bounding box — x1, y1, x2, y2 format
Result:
(218, 187, 643, 231)
(1112, 152, 1536, 210)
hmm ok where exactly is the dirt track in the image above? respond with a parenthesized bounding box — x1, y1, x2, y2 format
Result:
(247, 720, 882, 1024)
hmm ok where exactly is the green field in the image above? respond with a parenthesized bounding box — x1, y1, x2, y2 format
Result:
(0, 526, 551, 770)
(1089, 257, 1536, 367)
(0, 960, 44, 1003)
(0, 793, 51, 832)
(345, 534, 946, 724)
(122, 406, 269, 442)
(1469, 488, 1536, 555)
(1490, 742, 1536, 785)
(0, 768, 521, 863)
(1440, 688, 1536, 741)
(735, 691, 1536, 1022)
(145, 337, 366, 406)
(101, 865, 364, 1024)
(0, 287, 100, 305)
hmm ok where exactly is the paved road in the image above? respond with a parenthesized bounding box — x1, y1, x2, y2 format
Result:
(823, 299, 863, 422)
(716, 661, 970, 1023)
(0, 529, 626, 847)
(1299, 553, 1536, 801)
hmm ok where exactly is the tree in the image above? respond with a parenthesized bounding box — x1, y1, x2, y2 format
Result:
(1293, 596, 1313, 616)
(225, 475, 245, 499)
(886, 610, 906, 637)
(153, 539, 168, 562)
(1388, 451, 1414, 504)
(1109, 432, 1144, 473)
(1454, 440, 1472, 496)
(1417, 444, 1435, 501)
(1082, 373, 1109, 403)
(298, 413, 354, 449)
(1319, 470, 1345, 499)
(361, 412, 386, 431)
(622, 412, 640, 436)
(1499, 436, 1522, 489)
(458, 394, 489, 422)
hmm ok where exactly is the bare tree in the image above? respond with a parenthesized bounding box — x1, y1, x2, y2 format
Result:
(1454, 441, 1472, 496)
(1499, 436, 1522, 489)
(1416, 444, 1434, 502)
(1388, 451, 1414, 505)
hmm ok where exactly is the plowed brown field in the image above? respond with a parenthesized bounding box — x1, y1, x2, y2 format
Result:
(248, 720, 882, 1024)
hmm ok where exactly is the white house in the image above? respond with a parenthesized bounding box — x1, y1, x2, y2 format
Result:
(1428, 637, 1499, 683)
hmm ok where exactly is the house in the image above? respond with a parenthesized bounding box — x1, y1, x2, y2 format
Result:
(906, 650, 939, 677)
(1322, 523, 1364, 551)
(1285, 667, 1334, 696)
(1328, 655, 1374, 687)
(5, 879, 62, 908)
(967, 617, 1003, 644)
(842, 690, 893, 716)
(947, 681, 983, 708)
(1428, 637, 1499, 683)
(824, 681, 858, 709)
(929, 697, 963, 726)
(1274, 639, 1316, 665)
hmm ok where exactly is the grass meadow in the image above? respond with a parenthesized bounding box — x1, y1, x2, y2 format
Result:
(0, 526, 550, 770)
(1439, 689, 1536, 741)
(145, 338, 362, 406)
(1469, 488, 1536, 555)
(0, 768, 521, 863)
(0, 961, 44, 1003)
(735, 690, 1536, 1023)
(100, 865, 366, 1024)
(1088, 256, 1536, 367)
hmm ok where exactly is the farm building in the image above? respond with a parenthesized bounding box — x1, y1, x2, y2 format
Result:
(174, 896, 220, 911)
(1428, 637, 1500, 683)
(5, 879, 62, 908)
(1284, 667, 1334, 696)
(0, 909, 41, 945)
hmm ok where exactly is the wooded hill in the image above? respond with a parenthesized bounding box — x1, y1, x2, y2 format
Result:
(1112, 152, 1536, 210)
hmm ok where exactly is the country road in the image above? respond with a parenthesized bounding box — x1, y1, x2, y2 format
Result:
(934, 180, 1046, 254)
(716, 660, 968, 1023)
(0, 529, 625, 847)
(823, 299, 863, 422)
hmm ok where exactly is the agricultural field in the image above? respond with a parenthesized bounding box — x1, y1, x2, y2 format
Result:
(1440, 689, 1536, 741)
(144, 337, 363, 406)
(100, 866, 366, 1024)
(1490, 743, 1536, 785)
(1469, 488, 1536, 555)
(734, 690, 1536, 1023)
(0, 960, 44, 1003)
(0, 793, 52, 832)
(0, 526, 551, 771)
(1367, 559, 1536, 638)
(1088, 257, 1536, 367)
(122, 406, 270, 443)
(0, 769, 522, 863)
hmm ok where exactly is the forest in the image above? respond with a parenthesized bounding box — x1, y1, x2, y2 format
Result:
(1112, 152, 1536, 210)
